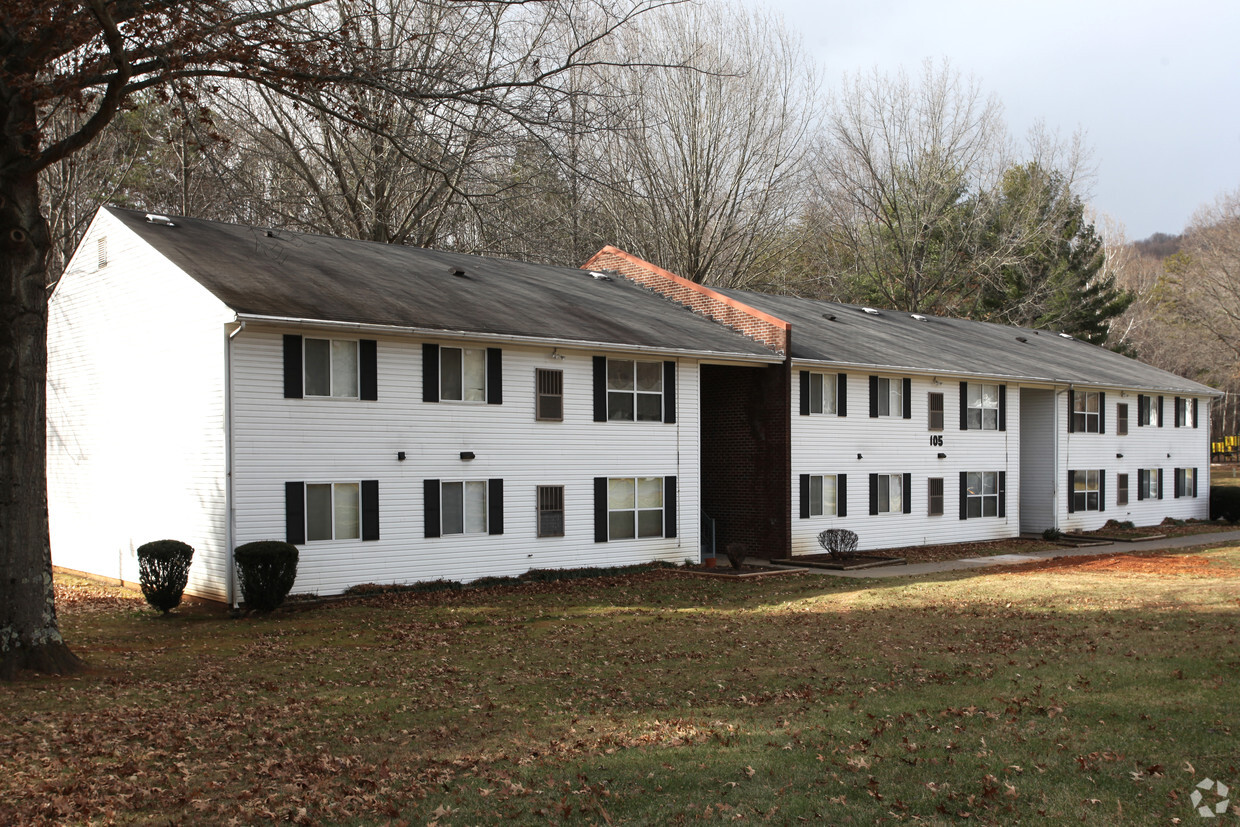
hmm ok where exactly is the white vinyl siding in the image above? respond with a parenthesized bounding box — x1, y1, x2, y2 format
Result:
(47, 210, 235, 600)
(230, 334, 699, 594)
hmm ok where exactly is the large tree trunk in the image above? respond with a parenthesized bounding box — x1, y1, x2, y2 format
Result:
(0, 109, 84, 678)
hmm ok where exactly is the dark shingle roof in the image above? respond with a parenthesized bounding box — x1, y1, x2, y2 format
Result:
(106, 208, 777, 359)
(718, 289, 1217, 395)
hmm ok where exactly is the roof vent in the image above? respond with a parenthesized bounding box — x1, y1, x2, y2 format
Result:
(1058, 333, 1074, 340)
(823, 313, 837, 322)
(265, 230, 277, 238)
(588, 271, 613, 281)
(910, 313, 927, 321)
(451, 267, 467, 278)
(145, 213, 175, 226)
(861, 307, 880, 316)
(1016, 336, 1028, 343)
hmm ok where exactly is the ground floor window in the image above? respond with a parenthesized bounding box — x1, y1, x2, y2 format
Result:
(306, 482, 360, 540)
(1138, 469, 1162, 501)
(1070, 469, 1103, 513)
(869, 473, 907, 514)
(927, 477, 944, 516)
(964, 471, 999, 518)
(809, 474, 837, 516)
(1117, 473, 1129, 506)
(537, 485, 565, 536)
(607, 477, 664, 539)
(1175, 468, 1198, 498)
(424, 478, 503, 537)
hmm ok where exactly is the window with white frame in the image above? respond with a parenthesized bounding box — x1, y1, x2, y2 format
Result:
(1138, 469, 1160, 500)
(442, 480, 488, 534)
(875, 474, 902, 513)
(441, 346, 487, 402)
(1117, 403, 1129, 436)
(304, 338, 359, 398)
(1138, 395, 1155, 426)
(607, 477, 663, 539)
(607, 360, 663, 421)
(808, 373, 838, 414)
(1072, 470, 1101, 512)
(967, 384, 1000, 430)
(1174, 397, 1194, 428)
(876, 377, 902, 417)
(1175, 468, 1197, 498)
(807, 474, 839, 517)
(1073, 391, 1100, 433)
(306, 482, 360, 541)
(965, 471, 999, 518)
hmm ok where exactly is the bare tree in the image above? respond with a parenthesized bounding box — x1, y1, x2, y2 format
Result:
(579, 2, 818, 286)
(0, 0, 681, 678)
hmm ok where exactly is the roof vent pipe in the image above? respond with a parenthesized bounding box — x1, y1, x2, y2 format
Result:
(145, 213, 175, 226)
(861, 307, 880, 315)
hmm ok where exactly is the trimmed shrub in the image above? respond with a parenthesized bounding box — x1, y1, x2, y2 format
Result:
(1042, 528, 1063, 541)
(137, 540, 194, 614)
(234, 541, 299, 611)
(724, 542, 747, 569)
(1210, 485, 1240, 523)
(817, 529, 858, 558)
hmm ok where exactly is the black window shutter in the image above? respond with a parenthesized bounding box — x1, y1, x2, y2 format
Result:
(361, 480, 379, 541)
(664, 476, 677, 537)
(1193, 467, 1199, 497)
(869, 375, 879, 418)
(1067, 469, 1076, 513)
(799, 474, 810, 519)
(1192, 398, 1199, 428)
(486, 348, 503, 405)
(998, 385, 1007, 431)
(593, 357, 607, 422)
(285, 481, 306, 544)
(868, 474, 879, 515)
(283, 335, 303, 399)
(799, 371, 810, 416)
(663, 361, 676, 423)
(959, 472, 968, 520)
(998, 471, 1006, 517)
(902, 379, 912, 419)
(837, 474, 847, 517)
(1099, 470, 1105, 512)
(960, 382, 969, 430)
(1174, 469, 1183, 498)
(359, 339, 378, 400)
(423, 479, 441, 538)
(422, 343, 440, 403)
(1138, 469, 1146, 501)
(1067, 389, 1075, 433)
(1157, 468, 1164, 499)
(1137, 394, 1146, 426)
(1157, 396, 1164, 427)
(593, 477, 608, 542)
(902, 473, 912, 513)
(488, 478, 504, 534)
(837, 373, 848, 417)
(1098, 392, 1106, 433)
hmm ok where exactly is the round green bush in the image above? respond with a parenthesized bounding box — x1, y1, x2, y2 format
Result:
(137, 540, 194, 614)
(234, 541, 299, 612)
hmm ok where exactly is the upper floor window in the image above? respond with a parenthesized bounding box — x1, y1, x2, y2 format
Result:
(1072, 391, 1101, 433)
(1174, 397, 1194, 428)
(1137, 394, 1162, 427)
(870, 376, 907, 418)
(809, 373, 837, 414)
(928, 393, 944, 431)
(967, 384, 999, 430)
(594, 358, 675, 423)
(1117, 403, 1129, 436)
(305, 338, 358, 398)
(441, 346, 487, 402)
(536, 369, 563, 421)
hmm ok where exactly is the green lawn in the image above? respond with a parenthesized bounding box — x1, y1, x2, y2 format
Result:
(4, 550, 1239, 825)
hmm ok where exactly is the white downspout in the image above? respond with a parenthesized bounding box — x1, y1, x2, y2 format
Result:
(225, 319, 245, 608)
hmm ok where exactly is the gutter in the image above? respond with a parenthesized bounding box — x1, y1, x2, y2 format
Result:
(234, 313, 784, 364)
(224, 318, 245, 608)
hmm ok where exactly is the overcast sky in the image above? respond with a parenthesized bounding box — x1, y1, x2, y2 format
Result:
(751, 0, 1240, 240)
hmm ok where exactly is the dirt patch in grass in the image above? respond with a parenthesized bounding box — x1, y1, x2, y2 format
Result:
(853, 537, 1064, 564)
(1002, 549, 1240, 576)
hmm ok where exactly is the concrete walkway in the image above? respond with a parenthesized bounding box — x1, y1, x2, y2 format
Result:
(764, 528, 1240, 579)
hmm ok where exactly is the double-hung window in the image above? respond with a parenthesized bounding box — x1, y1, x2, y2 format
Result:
(537, 485, 565, 536)
(442, 480, 488, 534)
(964, 472, 999, 518)
(306, 482, 360, 540)
(1072, 391, 1101, 433)
(1174, 397, 1194, 428)
(607, 477, 664, 539)
(1069, 469, 1102, 512)
(875, 378, 902, 417)
(441, 346, 487, 402)
(967, 384, 1000, 430)
(1138, 469, 1161, 500)
(927, 477, 944, 516)
(1137, 394, 1162, 427)
(871, 474, 904, 513)
(1116, 403, 1129, 436)
(808, 474, 838, 517)
(928, 393, 944, 431)
(304, 338, 359, 398)
(1175, 468, 1198, 498)
(808, 373, 837, 414)
(607, 360, 663, 421)
(536, 369, 563, 421)
(1117, 473, 1129, 506)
